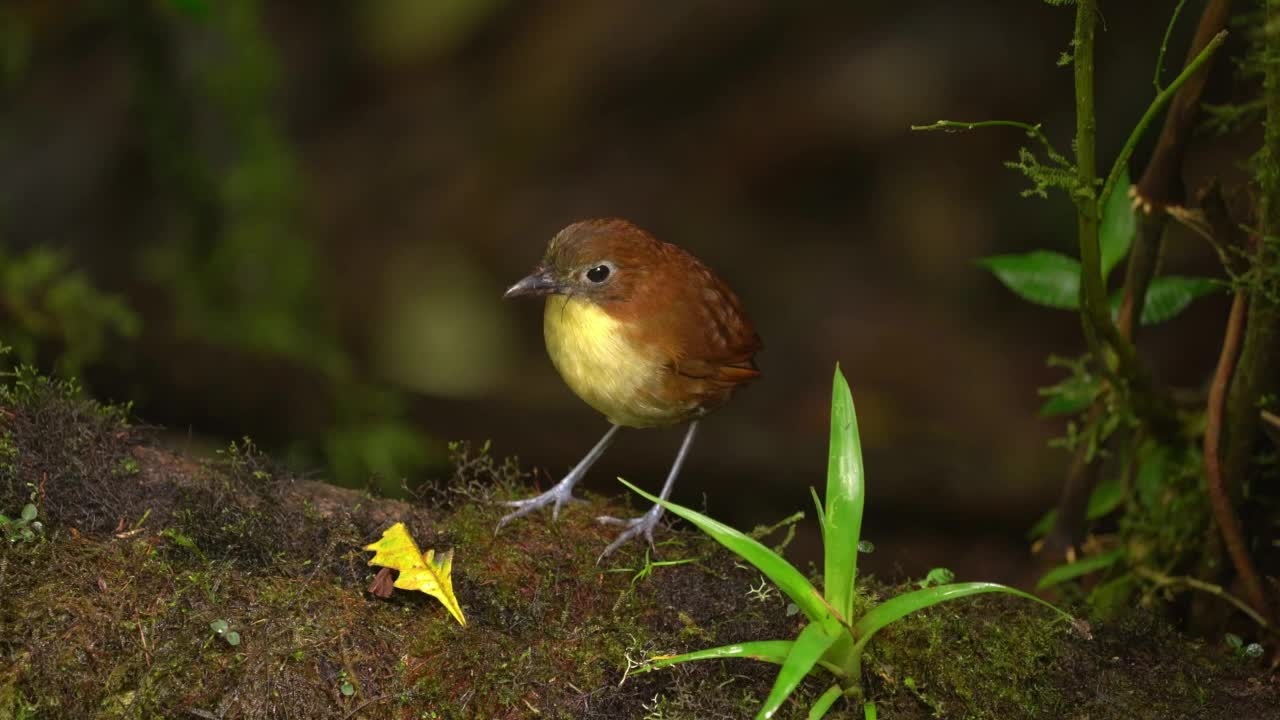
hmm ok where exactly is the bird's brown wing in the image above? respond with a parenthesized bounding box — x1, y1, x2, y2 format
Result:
(637, 243, 763, 416)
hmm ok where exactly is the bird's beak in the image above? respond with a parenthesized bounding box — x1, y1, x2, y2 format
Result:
(503, 268, 560, 299)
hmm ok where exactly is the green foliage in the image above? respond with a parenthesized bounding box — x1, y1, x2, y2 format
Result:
(1037, 354, 1102, 417)
(1112, 276, 1220, 326)
(209, 619, 241, 647)
(977, 251, 1083, 309)
(1005, 145, 1080, 199)
(122, 0, 431, 485)
(0, 499, 41, 544)
(0, 246, 140, 375)
(1036, 548, 1125, 590)
(975, 166, 1216, 329)
(1224, 633, 1264, 660)
(629, 366, 1070, 718)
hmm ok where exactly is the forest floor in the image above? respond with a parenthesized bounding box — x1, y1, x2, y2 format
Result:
(0, 375, 1277, 719)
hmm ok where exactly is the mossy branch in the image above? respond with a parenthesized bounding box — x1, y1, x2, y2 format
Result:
(1072, 0, 1185, 443)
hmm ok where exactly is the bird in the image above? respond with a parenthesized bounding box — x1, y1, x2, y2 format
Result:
(497, 218, 762, 559)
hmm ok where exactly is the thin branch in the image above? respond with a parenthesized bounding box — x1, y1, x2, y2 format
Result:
(1204, 292, 1271, 621)
(1154, 0, 1192, 92)
(910, 120, 1067, 163)
(1134, 566, 1274, 633)
(1100, 30, 1228, 217)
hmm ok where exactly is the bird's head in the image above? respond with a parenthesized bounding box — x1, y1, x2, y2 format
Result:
(503, 219, 660, 304)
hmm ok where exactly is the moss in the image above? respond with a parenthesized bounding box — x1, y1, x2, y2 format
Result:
(0, 384, 1275, 719)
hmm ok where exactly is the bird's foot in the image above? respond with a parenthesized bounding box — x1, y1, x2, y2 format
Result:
(495, 477, 586, 533)
(596, 504, 666, 562)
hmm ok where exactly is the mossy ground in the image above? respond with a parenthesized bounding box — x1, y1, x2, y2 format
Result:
(0, 376, 1276, 719)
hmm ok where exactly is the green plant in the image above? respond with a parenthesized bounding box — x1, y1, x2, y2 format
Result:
(1224, 632, 1264, 660)
(0, 498, 40, 543)
(0, 246, 140, 375)
(626, 366, 1070, 719)
(910, 0, 1280, 635)
(209, 619, 241, 647)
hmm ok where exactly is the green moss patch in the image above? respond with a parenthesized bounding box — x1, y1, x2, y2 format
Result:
(0, 377, 1275, 718)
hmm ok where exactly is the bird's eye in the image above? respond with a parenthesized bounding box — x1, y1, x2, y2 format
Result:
(586, 264, 611, 283)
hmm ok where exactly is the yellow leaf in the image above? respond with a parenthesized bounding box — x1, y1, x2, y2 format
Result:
(364, 522, 467, 626)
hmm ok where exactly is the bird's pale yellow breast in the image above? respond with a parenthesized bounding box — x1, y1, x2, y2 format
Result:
(543, 295, 673, 427)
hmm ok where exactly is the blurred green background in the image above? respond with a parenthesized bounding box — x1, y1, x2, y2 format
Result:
(0, 0, 1226, 583)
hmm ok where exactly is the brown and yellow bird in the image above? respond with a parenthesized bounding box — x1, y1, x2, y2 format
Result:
(499, 218, 762, 558)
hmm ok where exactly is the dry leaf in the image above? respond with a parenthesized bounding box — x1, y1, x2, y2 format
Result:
(364, 522, 466, 626)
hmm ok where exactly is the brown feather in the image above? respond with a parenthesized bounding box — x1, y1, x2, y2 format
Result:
(543, 219, 761, 425)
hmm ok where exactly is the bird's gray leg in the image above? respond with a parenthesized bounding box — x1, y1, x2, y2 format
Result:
(596, 420, 699, 561)
(495, 423, 622, 533)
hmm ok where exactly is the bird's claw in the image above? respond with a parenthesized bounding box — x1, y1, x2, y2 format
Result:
(595, 505, 665, 563)
(494, 480, 585, 534)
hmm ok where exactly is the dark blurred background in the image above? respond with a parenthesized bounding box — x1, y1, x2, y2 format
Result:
(0, 1, 1227, 584)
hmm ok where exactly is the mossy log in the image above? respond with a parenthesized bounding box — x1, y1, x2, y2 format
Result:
(0, 378, 1275, 719)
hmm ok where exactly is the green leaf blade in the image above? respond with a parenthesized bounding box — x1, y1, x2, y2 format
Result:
(807, 684, 844, 720)
(1035, 548, 1126, 590)
(756, 622, 840, 720)
(1100, 167, 1135, 278)
(824, 365, 865, 622)
(977, 251, 1082, 309)
(646, 640, 795, 671)
(851, 582, 1068, 654)
(619, 479, 828, 623)
(1139, 276, 1218, 325)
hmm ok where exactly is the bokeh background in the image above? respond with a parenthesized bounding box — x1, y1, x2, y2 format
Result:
(0, 1, 1227, 584)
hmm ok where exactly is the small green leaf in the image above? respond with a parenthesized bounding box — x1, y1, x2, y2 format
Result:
(224, 631, 241, 647)
(340, 680, 354, 696)
(1085, 475, 1124, 519)
(916, 568, 955, 588)
(1035, 548, 1126, 590)
(977, 251, 1082, 309)
(1037, 368, 1100, 417)
(20, 504, 37, 522)
(807, 684, 844, 719)
(1027, 474, 1123, 540)
(1100, 168, 1135, 278)
(1139, 276, 1219, 325)
(1038, 390, 1093, 417)
(756, 622, 840, 720)
(209, 620, 229, 634)
(809, 486, 826, 539)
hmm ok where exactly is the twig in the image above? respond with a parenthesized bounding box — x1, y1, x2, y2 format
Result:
(1135, 1, 1235, 211)
(342, 694, 392, 719)
(1100, 30, 1228, 216)
(1204, 292, 1270, 622)
(911, 120, 1066, 163)
(1154, 0, 1192, 92)
(1135, 566, 1274, 633)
